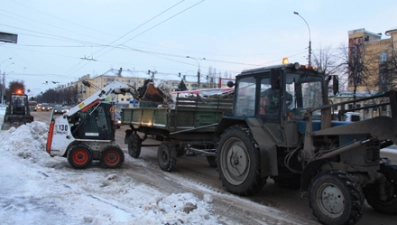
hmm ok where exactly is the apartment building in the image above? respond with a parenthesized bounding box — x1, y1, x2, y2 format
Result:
(330, 27, 397, 119)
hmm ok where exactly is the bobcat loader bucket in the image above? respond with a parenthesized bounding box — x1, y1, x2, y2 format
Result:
(1, 114, 34, 130)
(136, 79, 173, 103)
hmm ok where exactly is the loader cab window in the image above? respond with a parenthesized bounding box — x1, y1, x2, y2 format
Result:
(234, 76, 256, 117)
(72, 103, 115, 140)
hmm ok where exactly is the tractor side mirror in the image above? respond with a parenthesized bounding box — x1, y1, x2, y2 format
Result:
(270, 68, 281, 89)
(227, 81, 235, 88)
(332, 75, 339, 95)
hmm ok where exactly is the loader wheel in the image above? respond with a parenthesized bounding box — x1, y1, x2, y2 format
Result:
(309, 170, 364, 225)
(101, 146, 124, 168)
(364, 164, 397, 214)
(216, 126, 265, 196)
(157, 142, 177, 172)
(68, 145, 93, 169)
(206, 156, 217, 168)
(128, 133, 141, 158)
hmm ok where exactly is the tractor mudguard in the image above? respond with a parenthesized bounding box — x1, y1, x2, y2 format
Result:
(246, 118, 279, 177)
(300, 158, 328, 196)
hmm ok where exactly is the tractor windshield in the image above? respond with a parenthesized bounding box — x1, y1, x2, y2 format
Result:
(286, 72, 324, 118)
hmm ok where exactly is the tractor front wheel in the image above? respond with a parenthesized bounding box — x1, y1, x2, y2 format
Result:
(309, 170, 364, 225)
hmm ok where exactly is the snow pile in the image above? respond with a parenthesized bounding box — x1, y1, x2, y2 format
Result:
(0, 121, 221, 225)
(1, 122, 47, 159)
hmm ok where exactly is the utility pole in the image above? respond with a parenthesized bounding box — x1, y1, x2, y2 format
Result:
(186, 56, 205, 89)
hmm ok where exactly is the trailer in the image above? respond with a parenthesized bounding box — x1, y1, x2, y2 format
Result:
(122, 91, 234, 171)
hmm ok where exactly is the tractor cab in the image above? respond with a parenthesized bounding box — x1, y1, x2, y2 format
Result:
(224, 62, 328, 148)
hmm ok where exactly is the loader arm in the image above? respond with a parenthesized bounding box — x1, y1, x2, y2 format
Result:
(65, 81, 135, 117)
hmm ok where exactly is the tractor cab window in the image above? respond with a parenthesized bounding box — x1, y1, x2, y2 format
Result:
(286, 73, 324, 119)
(234, 76, 256, 117)
(12, 96, 25, 106)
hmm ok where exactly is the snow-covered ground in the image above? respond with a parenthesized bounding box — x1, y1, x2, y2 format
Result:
(0, 106, 305, 225)
(1, 106, 396, 225)
(0, 121, 223, 225)
(0, 104, 225, 224)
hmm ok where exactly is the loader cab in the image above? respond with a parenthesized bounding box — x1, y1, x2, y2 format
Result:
(70, 103, 115, 140)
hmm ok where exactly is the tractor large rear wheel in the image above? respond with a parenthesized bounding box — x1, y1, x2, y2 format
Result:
(67, 145, 93, 169)
(216, 126, 265, 196)
(309, 170, 364, 225)
(364, 164, 397, 214)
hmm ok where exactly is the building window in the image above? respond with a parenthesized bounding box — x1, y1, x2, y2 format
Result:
(380, 51, 388, 63)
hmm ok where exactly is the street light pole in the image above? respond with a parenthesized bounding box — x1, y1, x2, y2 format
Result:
(0, 57, 12, 77)
(293, 11, 311, 66)
(186, 56, 205, 89)
(1, 62, 14, 104)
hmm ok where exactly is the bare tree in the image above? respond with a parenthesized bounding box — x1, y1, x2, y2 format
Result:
(380, 41, 397, 91)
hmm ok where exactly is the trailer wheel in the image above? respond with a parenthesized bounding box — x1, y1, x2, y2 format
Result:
(157, 142, 177, 171)
(364, 164, 397, 214)
(67, 145, 93, 169)
(206, 156, 217, 168)
(101, 146, 124, 168)
(128, 133, 141, 158)
(309, 170, 364, 225)
(216, 126, 265, 196)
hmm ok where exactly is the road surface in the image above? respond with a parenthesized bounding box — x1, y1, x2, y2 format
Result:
(31, 111, 397, 225)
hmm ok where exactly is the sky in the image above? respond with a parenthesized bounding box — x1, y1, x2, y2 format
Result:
(1, 0, 397, 97)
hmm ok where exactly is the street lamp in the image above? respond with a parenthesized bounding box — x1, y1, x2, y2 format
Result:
(4, 62, 15, 71)
(1, 62, 14, 104)
(0, 57, 12, 67)
(293, 11, 312, 66)
(186, 56, 205, 89)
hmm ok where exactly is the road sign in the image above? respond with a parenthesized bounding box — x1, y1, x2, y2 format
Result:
(0, 32, 18, 44)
